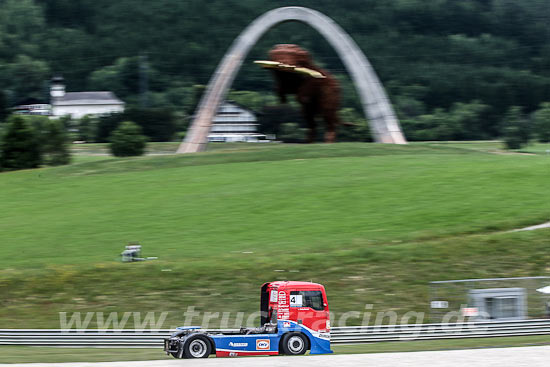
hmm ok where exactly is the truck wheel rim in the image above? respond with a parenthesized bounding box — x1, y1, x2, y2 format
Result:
(189, 339, 207, 357)
(288, 336, 304, 353)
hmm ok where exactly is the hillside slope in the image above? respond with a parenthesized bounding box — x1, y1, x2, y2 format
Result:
(0, 143, 548, 327)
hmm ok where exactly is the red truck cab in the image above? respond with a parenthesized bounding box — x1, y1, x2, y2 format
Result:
(261, 281, 330, 333)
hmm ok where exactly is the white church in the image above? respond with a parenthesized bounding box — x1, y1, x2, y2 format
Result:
(14, 76, 125, 119)
(49, 76, 125, 118)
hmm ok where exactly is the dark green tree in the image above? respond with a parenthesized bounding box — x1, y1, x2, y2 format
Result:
(0, 55, 50, 102)
(0, 116, 42, 170)
(278, 123, 307, 143)
(97, 108, 177, 142)
(96, 113, 123, 143)
(125, 108, 177, 142)
(502, 106, 530, 149)
(0, 0, 548, 142)
(259, 105, 304, 136)
(109, 121, 147, 157)
(337, 108, 372, 142)
(77, 115, 98, 142)
(0, 91, 9, 122)
(88, 57, 148, 99)
(447, 101, 490, 140)
(0, 0, 46, 57)
(400, 108, 451, 141)
(532, 102, 550, 143)
(42, 119, 71, 166)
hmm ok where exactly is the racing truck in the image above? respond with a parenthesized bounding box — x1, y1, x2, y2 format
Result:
(164, 281, 332, 358)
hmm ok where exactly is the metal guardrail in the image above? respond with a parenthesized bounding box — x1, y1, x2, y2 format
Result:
(1, 319, 550, 347)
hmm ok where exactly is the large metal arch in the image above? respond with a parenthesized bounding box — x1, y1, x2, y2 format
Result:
(177, 6, 406, 154)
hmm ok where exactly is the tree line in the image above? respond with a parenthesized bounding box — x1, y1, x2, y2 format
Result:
(0, 114, 154, 171)
(1, 0, 550, 167)
(1, 97, 548, 171)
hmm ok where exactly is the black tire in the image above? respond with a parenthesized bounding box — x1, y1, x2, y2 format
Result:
(184, 335, 212, 359)
(281, 332, 308, 355)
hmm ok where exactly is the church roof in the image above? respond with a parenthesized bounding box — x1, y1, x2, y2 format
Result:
(53, 92, 124, 106)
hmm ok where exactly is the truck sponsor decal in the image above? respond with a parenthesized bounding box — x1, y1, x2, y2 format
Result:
(290, 294, 303, 307)
(256, 339, 270, 350)
(229, 342, 248, 347)
(278, 291, 287, 304)
(278, 291, 290, 320)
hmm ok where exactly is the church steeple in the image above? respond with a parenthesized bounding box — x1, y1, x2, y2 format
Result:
(50, 75, 66, 99)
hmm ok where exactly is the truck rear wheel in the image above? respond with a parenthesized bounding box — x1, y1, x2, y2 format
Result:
(281, 332, 307, 355)
(184, 335, 212, 358)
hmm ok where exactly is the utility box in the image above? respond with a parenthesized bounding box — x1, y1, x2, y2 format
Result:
(429, 277, 550, 322)
(468, 288, 526, 321)
(121, 245, 142, 262)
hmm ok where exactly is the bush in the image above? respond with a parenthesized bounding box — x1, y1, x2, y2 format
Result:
(533, 102, 550, 143)
(109, 121, 147, 157)
(447, 100, 490, 140)
(19, 115, 49, 135)
(337, 108, 372, 142)
(502, 106, 530, 149)
(0, 116, 42, 170)
(278, 123, 308, 143)
(174, 131, 186, 141)
(399, 101, 489, 141)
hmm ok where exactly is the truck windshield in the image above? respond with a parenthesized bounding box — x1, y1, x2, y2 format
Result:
(290, 291, 324, 310)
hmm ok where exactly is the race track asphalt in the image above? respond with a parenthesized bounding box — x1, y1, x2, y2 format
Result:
(2, 345, 550, 367)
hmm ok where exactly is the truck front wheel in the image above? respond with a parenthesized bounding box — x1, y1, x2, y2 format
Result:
(281, 332, 307, 355)
(184, 335, 212, 358)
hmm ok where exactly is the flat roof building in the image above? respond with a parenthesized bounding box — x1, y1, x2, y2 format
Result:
(208, 101, 272, 142)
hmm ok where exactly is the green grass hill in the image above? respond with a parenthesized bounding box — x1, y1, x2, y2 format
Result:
(0, 142, 549, 328)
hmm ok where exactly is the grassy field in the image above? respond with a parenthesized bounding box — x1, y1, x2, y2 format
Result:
(2, 335, 550, 363)
(428, 141, 550, 155)
(0, 142, 549, 332)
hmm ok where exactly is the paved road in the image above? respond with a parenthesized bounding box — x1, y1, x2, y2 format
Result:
(3, 346, 550, 367)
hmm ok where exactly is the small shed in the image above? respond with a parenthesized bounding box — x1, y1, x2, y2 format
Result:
(429, 276, 550, 322)
(468, 288, 526, 320)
